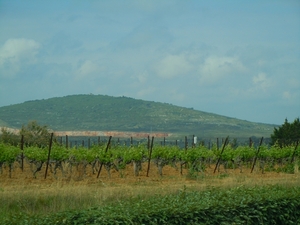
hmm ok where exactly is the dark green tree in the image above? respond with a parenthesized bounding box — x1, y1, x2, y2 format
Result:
(0, 127, 20, 145)
(271, 118, 300, 147)
(19, 121, 53, 147)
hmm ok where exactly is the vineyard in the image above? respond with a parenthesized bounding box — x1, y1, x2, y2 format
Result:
(0, 136, 299, 180)
(1, 136, 300, 224)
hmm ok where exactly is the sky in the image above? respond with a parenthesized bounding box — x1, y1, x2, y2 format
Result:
(0, 0, 299, 125)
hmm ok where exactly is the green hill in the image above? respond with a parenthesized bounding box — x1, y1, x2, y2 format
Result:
(0, 94, 276, 138)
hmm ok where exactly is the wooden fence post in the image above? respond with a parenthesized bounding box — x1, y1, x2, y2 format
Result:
(20, 135, 24, 172)
(250, 137, 264, 173)
(146, 136, 154, 177)
(290, 140, 299, 163)
(185, 136, 188, 151)
(66, 135, 68, 149)
(44, 133, 54, 179)
(97, 136, 112, 178)
(192, 135, 195, 148)
(213, 136, 229, 173)
(147, 136, 151, 155)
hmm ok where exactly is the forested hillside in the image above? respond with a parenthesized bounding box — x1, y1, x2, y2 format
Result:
(0, 94, 276, 138)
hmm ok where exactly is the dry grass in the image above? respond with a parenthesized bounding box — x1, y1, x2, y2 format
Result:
(1, 161, 299, 219)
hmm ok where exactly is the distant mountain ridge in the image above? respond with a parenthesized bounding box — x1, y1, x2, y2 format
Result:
(0, 94, 276, 138)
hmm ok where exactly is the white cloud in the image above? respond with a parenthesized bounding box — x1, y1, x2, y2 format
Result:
(228, 73, 273, 99)
(154, 54, 192, 79)
(129, 70, 149, 90)
(136, 71, 148, 84)
(76, 60, 99, 79)
(198, 56, 245, 84)
(0, 39, 40, 62)
(282, 91, 291, 100)
(281, 90, 299, 105)
(0, 38, 40, 78)
(252, 72, 272, 91)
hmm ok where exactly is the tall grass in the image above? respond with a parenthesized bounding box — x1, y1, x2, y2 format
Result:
(1, 170, 300, 221)
(0, 159, 299, 224)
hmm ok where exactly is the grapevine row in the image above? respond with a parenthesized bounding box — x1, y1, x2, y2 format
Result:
(0, 141, 299, 178)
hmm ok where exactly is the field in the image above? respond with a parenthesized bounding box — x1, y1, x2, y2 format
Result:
(1, 140, 300, 224)
(1, 159, 300, 224)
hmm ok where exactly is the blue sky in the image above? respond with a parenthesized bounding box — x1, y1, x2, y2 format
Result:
(0, 0, 299, 125)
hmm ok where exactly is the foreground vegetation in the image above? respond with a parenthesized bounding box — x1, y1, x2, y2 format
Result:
(1, 183, 300, 225)
(0, 117, 299, 224)
(1, 139, 300, 224)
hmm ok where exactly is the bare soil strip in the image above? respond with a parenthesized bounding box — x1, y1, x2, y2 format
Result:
(1, 162, 298, 192)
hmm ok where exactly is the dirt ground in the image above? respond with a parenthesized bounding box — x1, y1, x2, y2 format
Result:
(1, 161, 299, 192)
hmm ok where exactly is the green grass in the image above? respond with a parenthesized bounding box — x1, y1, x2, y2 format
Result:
(2, 184, 300, 224)
(1, 165, 300, 225)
